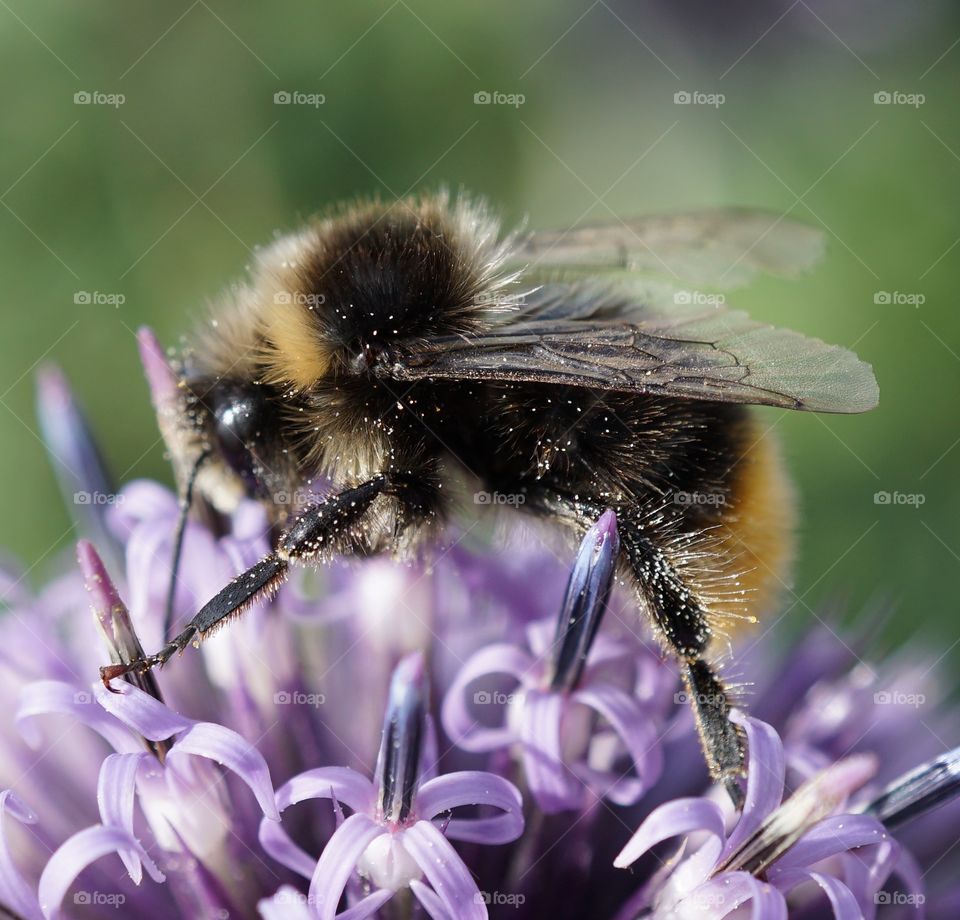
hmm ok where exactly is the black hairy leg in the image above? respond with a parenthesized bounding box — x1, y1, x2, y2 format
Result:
(100, 473, 425, 688)
(680, 660, 745, 807)
(523, 487, 746, 809)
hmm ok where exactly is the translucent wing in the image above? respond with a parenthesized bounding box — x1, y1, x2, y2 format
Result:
(380, 284, 878, 414)
(511, 208, 825, 289)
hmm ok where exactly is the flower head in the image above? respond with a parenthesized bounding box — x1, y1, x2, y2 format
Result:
(614, 713, 900, 918)
(259, 652, 523, 919)
(0, 350, 954, 919)
(13, 542, 279, 917)
(442, 510, 669, 812)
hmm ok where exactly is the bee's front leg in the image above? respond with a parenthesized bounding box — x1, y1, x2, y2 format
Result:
(100, 475, 398, 688)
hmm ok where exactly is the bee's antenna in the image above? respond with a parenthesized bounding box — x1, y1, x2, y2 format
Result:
(163, 447, 212, 641)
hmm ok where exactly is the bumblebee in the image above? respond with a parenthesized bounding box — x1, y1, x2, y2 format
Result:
(103, 192, 878, 805)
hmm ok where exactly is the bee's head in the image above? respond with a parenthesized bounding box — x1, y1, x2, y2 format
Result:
(157, 193, 518, 503)
(138, 328, 293, 517)
(178, 372, 300, 513)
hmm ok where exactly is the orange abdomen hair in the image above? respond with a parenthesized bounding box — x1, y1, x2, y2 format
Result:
(707, 419, 796, 639)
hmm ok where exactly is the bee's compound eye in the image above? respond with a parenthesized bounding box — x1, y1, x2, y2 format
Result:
(209, 382, 274, 494)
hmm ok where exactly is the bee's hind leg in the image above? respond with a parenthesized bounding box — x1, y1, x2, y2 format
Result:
(679, 659, 746, 809)
(522, 487, 747, 809)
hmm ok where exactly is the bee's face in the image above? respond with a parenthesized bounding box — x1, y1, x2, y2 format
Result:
(181, 373, 298, 512)
(204, 379, 277, 496)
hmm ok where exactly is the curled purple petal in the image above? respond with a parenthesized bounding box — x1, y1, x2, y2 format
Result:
(416, 771, 523, 844)
(518, 689, 582, 813)
(615, 797, 726, 869)
(723, 713, 785, 855)
(259, 820, 316, 881)
(846, 830, 902, 918)
(334, 889, 394, 920)
(441, 644, 534, 752)
(872, 845, 926, 917)
(17, 680, 138, 754)
(276, 767, 376, 815)
(260, 767, 375, 879)
(403, 819, 485, 920)
(770, 813, 891, 872)
(409, 878, 451, 920)
(96, 752, 147, 883)
(0, 790, 42, 920)
(719, 753, 878, 877)
(257, 884, 393, 920)
(684, 871, 787, 920)
(94, 681, 194, 741)
(770, 868, 862, 919)
(38, 824, 164, 920)
(168, 721, 280, 820)
(571, 683, 663, 806)
(307, 812, 384, 920)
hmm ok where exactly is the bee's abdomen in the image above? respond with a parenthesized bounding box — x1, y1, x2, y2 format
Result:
(476, 384, 795, 634)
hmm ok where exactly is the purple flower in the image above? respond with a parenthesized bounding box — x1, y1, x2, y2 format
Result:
(0, 797, 165, 920)
(11, 543, 280, 918)
(0, 348, 955, 919)
(259, 653, 523, 919)
(614, 713, 901, 919)
(442, 511, 668, 812)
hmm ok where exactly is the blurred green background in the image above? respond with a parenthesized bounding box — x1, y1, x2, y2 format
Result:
(1, 1, 958, 665)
